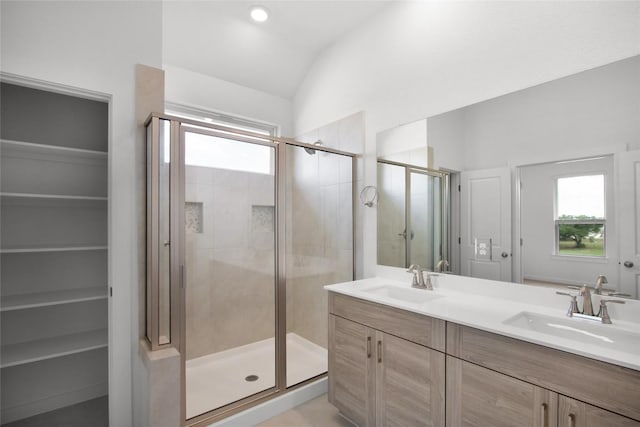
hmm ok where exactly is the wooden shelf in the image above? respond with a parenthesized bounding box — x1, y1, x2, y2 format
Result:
(1, 287, 107, 312)
(0, 139, 107, 158)
(0, 245, 107, 254)
(1, 329, 108, 368)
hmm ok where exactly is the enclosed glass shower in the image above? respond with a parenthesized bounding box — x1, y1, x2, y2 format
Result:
(145, 114, 355, 424)
(377, 160, 449, 270)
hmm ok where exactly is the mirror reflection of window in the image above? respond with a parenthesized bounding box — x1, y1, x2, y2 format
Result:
(555, 174, 606, 257)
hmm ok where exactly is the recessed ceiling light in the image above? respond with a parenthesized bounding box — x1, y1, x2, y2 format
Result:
(250, 5, 269, 23)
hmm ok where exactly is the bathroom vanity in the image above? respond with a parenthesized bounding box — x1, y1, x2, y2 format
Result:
(325, 276, 640, 427)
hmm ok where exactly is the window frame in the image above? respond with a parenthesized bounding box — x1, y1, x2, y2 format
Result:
(554, 173, 607, 258)
(165, 101, 279, 175)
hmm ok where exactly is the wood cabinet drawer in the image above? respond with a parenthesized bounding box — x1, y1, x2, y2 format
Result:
(558, 396, 640, 427)
(329, 293, 445, 351)
(447, 323, 640, 421)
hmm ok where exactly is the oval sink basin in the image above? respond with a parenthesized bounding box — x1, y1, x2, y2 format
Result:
(361, 285, 443, 304)
(503, 311, 640, 354)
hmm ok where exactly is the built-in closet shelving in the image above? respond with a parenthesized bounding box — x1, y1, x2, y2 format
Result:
(0, 82, 109, 425)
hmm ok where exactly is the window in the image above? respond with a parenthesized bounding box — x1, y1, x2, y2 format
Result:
(184, 131, 274, 175)
(165, 102, 277, 174)
(555, 174, 605, 257)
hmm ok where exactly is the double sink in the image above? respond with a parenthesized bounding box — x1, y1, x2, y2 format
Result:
(356, 282, 640, 356)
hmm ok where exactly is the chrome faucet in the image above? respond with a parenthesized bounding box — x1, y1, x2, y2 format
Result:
(556, 291, 580, 316)
(556, 287, 625, 323)
(580, 285, 595, 316)
(425, 272, 438, 290)
(592, 275, 631, 298)
(566, 284, 595, 315)
(597, 299, 626, 324)
(407, 264, 425, 288)
(436, 259, 449, 273)
(594, 275, 608, 295)
(407, 264, 433, 290)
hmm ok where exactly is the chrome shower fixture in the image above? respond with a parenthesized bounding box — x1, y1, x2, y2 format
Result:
(304, 140, 323, 155)
(360, 185, 379, 207)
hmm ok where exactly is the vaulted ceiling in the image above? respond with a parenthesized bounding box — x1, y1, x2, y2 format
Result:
(163, 1, 393, 99)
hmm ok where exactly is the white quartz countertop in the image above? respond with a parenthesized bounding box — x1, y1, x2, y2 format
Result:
(324, 274, 640, 371)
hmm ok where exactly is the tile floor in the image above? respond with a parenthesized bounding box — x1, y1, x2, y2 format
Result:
(256, 394, 354, 427)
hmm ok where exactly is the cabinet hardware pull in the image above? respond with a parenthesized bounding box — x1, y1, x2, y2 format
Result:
(367, 336, 371, 358)
(377, 340, 382, 363)
(540, 403, 547, 427)
(568, 413, 575, 427)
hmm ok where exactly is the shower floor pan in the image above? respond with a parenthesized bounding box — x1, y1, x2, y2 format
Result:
(186, 332, 327, 419)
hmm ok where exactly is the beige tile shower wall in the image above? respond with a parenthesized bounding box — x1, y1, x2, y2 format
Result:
(288, 112, 364, 349)
(185, 166, 276, 360)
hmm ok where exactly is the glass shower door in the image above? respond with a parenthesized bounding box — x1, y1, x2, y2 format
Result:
(408, 170, 443, 271)
(377, 162, 407, 267)
(285, 143, 354, 387)
(180, 126, 278, 419)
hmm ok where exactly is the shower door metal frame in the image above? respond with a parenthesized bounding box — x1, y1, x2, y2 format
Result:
(177, 123, 281, 426)
(150, 112, 357, 427)
(378, 159, 450, 270)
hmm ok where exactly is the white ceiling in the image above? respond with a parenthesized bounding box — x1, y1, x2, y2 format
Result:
(163, 1, 393, 99)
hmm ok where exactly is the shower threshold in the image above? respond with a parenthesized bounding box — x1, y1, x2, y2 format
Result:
(185, 333, 327, 419)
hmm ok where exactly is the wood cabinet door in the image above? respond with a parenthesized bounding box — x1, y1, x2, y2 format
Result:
(558, 396, 640, 427)
(375, 331, 445, 427)
(328, 314, 375, 426)
(446, 356, 557, 427)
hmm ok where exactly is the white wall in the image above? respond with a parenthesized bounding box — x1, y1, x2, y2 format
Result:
(435, 55, 639, 172)
(164, 65, 293, 137)
(293, 1, 640, 276)
(0, 1, 163, 426)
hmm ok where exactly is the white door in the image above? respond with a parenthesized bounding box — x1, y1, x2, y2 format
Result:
(460, 168, 511, 281)
(618, 150, 640, 298)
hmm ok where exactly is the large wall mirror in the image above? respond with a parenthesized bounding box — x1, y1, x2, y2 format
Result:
(376, 54, 640, 299)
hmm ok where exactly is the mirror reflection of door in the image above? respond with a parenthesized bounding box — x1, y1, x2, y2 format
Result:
(460, 167, 512, 281)
(616, 151, 640, 298)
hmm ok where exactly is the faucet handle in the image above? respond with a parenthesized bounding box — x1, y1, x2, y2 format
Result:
(425, 272, 439, 290)
(597, 299, 625, 324)
(607, 292, 631, 298)
(407, 264, 422, 273)
(406, 264, 423, 287)
(556, 291, 580, 317)
(568, 285, 590, 294)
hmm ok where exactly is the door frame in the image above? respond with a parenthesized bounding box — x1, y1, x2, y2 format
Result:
(177, 123, 282, 425)
(615, 149, 640, 298)
(168, 115, 357, 426)
(0, 72, 118, 423)
(512, 145, 627, 285)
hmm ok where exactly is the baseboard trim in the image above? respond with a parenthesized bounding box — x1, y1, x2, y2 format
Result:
(207, 377, 327, 427)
